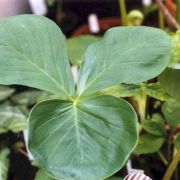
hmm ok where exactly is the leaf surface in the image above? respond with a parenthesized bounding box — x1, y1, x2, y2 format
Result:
(101, 83, 142, 98)
(170, 29, 180, 63)
(28, 96, 138, 180)
(142, 83, 169, 101)
(162, 99, 180, 131)
(34, 169, 54, 180)
(142, 114, 166, 136)
(0, 15, 74, 99)
(77, 26, 172, 97)
(159, 68, 180, 101)
(134, 134, 164, 154)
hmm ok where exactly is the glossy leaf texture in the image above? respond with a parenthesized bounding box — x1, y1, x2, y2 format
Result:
(34, 168, 123, 180)
(0, 104, 27, 134)
(77, 26, 172, 97)
(0, 148, 9, 180)
(159, 68, 180, 101)
(28, 95, 138, 180)
(67, 35, 100, 66)
(0, 15, 74, 99)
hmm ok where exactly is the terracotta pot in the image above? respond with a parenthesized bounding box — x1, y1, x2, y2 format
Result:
(72, 17, 121, 36)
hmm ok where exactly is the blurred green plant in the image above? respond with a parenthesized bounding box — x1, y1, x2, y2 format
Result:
(0, 148, 10, 180)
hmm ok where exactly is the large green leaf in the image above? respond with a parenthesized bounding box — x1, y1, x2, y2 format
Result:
(159, 68, 180, 101)
(77, 26, 172, 97)
(67, 35, 100, 66)
(0, 148, 10, 180)
(28, 95, 138, 180)
(0, 104, 27, 134)
(162, 99, 180, 131)
(0, 15, 74, 99)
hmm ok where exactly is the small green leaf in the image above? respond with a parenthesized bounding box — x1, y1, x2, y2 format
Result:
(28, 96, 138, 180)
(162, 99, 180, 132)
(0, 148, 10, 180)
(0, 86, 15, 101)
(0, 105, 27, 134)
(170, 29, 180, 63)
(67, 35, 100, 66)
(174, 134, 180, 150)
(102, 82, 169, 100)
(0, 15, 74, 99)
(34, 169, 54, 180)
(159, 68, 180, 101)
(142, 114, 166, 136)
(134, 134, 164, 154)
(11, 90, 59, 106)
(77, 26, 172, 97)
(142, 83, 169, 101)
(101, 83, 142, 97)
(45, 0, 56, 6)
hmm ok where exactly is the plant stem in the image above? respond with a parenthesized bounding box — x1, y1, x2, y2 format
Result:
(129, 92, 147, 122)
(158, 8, 165, 29)
(167, 136, 172, 162)
(163, 150, 180, 180)
(155, 0, 180, 30)
(56, 0, 63, 23)
(176, 0, 180, 24)
(158, 151, 168, 166)
(119, 0, 127, 26)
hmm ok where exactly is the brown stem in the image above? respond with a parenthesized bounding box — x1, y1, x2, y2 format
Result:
(155, 0, 180, 30)
(17, 148, 29, 158)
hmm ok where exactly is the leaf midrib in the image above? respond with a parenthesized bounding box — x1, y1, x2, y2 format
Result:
(73, 105, 84, 162)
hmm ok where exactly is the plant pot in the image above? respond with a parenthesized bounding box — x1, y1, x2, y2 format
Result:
(72, 17, 121, 36)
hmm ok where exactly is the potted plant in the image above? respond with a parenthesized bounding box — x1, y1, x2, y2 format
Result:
(0, 14, 172, 179)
